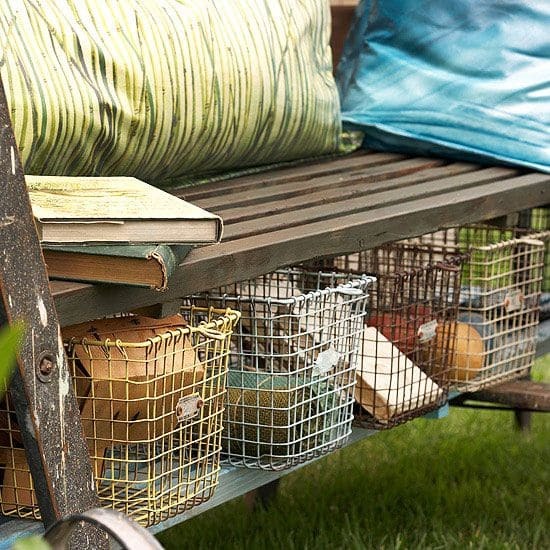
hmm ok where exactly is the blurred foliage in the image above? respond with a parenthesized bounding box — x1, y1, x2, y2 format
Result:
(0, 322, 23, 398)
(12, 535, 51, 550)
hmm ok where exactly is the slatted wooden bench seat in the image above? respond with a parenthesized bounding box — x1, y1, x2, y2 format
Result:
(450, 378, 550, 432)
(51, 151, 550, 327)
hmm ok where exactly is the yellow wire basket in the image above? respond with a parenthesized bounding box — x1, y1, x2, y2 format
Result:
(0, 306, 240, 527)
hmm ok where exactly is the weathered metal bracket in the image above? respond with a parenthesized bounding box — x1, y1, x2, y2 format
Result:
(0, 80, 107, 548)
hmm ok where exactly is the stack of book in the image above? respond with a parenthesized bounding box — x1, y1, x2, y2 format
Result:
(28, 175, 222, 290)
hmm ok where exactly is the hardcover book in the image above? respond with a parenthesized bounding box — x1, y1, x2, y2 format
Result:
(43, 244, 192, 290)
(26, 175, 223, 245)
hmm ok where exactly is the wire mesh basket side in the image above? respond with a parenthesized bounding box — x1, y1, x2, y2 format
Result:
(0, 387, 41, 520)
(309, 244, 463, 429)
(195, 270, 372, 470)
(517, 208, 550, 318)
(531, 208, 550, 293)
(404, 227, 546, 392)
(0, 307, 239, 526)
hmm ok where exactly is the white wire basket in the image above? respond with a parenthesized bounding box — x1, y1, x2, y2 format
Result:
(194, 269, 373, 470)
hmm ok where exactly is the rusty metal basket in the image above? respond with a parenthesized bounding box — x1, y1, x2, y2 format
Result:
(308, 243, 465, 429)
(406, 226, 546, 392)
(0, 306, 240, 527)
(193, 268, 372, 470)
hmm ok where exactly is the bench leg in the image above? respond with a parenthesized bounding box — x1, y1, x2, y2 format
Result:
(514, 409, 532, 432)
(244, 479, 281, 511)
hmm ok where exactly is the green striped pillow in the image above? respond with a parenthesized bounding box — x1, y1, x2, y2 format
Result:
(0, 1, 341, 185)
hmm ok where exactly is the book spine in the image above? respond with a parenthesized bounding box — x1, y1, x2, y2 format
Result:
(148, 246, 171, 290)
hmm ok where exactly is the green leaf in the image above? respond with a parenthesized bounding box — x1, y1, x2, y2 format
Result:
(0, 322, 24, 394)
(12, 535, 52, 550)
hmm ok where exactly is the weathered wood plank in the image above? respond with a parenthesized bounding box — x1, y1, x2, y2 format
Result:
(0, 426, 377, 543)
(194, 157, 447, 211)
(463, 381, 550, 411)
(179, 151, 405, 200)
(0, 81, 106, 547)
(52, 166, 550, 326)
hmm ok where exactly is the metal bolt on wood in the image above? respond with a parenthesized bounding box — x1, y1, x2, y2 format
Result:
(40, 358, 53, 375)
(37, 353, 55, 382)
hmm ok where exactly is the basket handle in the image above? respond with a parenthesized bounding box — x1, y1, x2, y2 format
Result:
(196, 324, 227, 341)
(335, 275, 375, 296)
(334, 285, 365, 297)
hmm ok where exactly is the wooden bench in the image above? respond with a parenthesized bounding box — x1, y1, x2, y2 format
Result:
(51, 152, 550, 326)
(455, 379, 550, 413)
(3, 115, 550, 550)
(451, 378, 550, 431)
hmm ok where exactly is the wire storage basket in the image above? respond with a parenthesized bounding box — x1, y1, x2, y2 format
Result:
(406, 226, 546, 392)
(518, 207, 550, 319)
(195, 268, 372, 470)
(307, 243, 465, 429)
(0, 306, 240, 526)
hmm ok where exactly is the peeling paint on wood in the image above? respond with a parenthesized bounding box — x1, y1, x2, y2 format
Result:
(0, 79, 107, 548)
(37, 296, 48, 327)
(10, 145, 15, 175)
(0, 215, 15, 227)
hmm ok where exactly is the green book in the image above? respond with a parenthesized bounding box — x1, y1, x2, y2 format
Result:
(43, 244, 192, 290)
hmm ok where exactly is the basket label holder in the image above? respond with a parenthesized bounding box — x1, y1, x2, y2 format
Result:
(176, 392, 204, 423)
(312, 346, 342, 377)
(418, 320, 438, 343)
(504, 289, 524, 312)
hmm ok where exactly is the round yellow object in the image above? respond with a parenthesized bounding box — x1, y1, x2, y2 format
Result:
(436, 322, 484, 381)
(444, 323, 484, 382)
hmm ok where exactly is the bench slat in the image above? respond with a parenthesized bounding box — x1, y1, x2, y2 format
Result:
(179, 151, 406, 200)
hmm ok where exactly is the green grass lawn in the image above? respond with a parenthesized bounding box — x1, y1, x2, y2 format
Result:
(158, 357, 550, 550)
